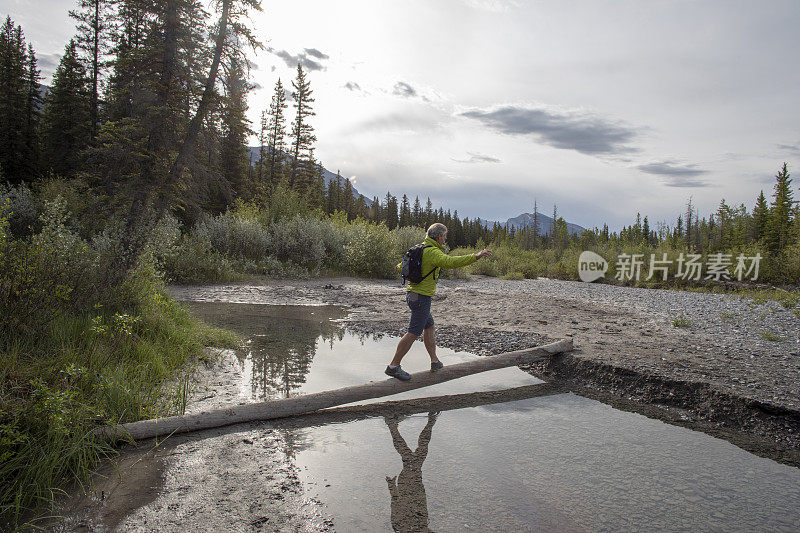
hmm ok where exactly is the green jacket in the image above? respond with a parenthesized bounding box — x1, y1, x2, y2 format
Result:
(399, 237, 477, 296)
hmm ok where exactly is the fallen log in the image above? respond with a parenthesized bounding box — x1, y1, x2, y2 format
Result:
(94, 338, 573, 442)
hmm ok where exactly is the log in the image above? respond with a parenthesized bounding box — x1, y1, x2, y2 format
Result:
(94, 338, 573, 442)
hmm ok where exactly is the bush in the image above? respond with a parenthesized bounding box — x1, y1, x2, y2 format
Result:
(0, 182, 39, 237)
(268, 215, 327, 266)
(392, 225, 426, 256)
(0, 199, 239, 526)
(345, 219, 397, 278)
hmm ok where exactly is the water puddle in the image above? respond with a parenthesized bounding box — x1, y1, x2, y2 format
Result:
(172, 302, 800, 532)
(185, 301, 542, 403)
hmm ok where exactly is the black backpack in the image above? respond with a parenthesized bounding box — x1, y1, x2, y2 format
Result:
(401, 244, 438, 285)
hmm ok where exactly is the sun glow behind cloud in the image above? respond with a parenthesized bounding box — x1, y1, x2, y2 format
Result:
(13, 0, 800, 229)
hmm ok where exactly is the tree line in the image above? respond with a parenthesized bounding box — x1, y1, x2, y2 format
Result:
(0, 2, 797, 267)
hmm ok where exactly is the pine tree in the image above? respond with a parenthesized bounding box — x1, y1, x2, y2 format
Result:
(342, 176, 354, 218)
(412, 196, 422, 226)
(399, 194, 411, 227)
(385, 192, 398, 229)
(256, 108, 267, 184)
(215, 53, 251, 210)
(266, 78, 287, 191)
(41, 40, 92, 179)
(22, 44, 40, 179)
(532, 198, 539, 248)
(765, 163, 795, 254)
(424, 197, 433, 227)
(0, 17, 38, 183)
(69, 0, 114, 140)
(289, 63, 316, 190)
(685, 197, 694, 250)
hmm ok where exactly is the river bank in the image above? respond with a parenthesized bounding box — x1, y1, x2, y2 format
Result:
(169, 276, 800, 466)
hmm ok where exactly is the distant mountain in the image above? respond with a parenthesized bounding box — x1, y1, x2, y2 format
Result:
(247, 146, 372, 206)
(485, 212, 586, 236)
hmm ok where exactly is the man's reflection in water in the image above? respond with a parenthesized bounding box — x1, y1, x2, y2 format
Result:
(385, 412, 439, 533)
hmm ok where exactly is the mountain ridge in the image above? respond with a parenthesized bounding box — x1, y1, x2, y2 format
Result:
(246, 147, 586, 233)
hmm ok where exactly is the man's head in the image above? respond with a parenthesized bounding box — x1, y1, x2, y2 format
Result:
(427, 223, 448, 244)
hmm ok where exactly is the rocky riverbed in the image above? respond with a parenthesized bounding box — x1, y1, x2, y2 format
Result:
(170, 276, 800, 465)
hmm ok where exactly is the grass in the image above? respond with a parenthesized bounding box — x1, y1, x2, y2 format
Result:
(720, 311, 738, 322)
(0, 291, 238, 528)
(759, 330, 786, 342)
(672, 314, 693, 328)
(737, 288, 800, 308)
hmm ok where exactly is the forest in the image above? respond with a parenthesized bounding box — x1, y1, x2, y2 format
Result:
(0, 0, 799, 526)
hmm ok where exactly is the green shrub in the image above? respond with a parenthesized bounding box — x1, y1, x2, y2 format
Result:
(345, 219, 397, 278)
(0, 182, 39, 237)
(392, 225, 426, 256)
(672, 314, 692, 327)
(268, 214, 328, 266)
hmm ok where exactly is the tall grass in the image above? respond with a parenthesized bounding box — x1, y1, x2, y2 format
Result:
(0, 198, 238, 528)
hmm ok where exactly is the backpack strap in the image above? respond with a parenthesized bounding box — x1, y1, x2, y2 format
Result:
(418, 245, 438, 282)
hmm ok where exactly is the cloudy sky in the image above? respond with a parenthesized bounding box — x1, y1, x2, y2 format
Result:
(7, 0, 800, 229)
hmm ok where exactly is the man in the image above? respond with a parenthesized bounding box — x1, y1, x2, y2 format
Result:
(385, 223, 492, 381)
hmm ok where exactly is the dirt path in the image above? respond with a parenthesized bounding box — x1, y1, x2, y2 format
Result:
(171, 276, 800, 465)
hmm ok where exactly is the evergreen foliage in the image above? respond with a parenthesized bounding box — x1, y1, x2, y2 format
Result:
(41, 40, 92, 179)
(0, 17, 40, 184)
(289, 64, 316, 192)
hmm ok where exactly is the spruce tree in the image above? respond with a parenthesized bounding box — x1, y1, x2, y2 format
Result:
(0, 17, 37, 183)
(69, 0, 114, 140)
(266, 78, 287, 190)
(22, 44, 41, 179)
(289, 63, 315, 190)
(41, 40, 92, 179)
(685, 197, 694, 250)
(256, 108, 267, 184)
(399, 194, 411, 227)
(424, 197, 433, 227)
(216, 53, 251, 210)
(385, 192, 398, 229)
(342, 175, 354, 218)
(765, 163, 794, 254)
(412, 196, 422, 226)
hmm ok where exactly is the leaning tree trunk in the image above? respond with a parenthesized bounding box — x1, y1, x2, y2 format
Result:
(95, 339, 573, 442)
(166, 0, 231, 193)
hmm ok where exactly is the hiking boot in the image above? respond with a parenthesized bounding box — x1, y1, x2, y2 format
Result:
(430, 360, 444, 372)
(385, 365, 412, 381)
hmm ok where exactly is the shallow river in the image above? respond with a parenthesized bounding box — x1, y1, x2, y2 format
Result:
(175, 302, 800, 532)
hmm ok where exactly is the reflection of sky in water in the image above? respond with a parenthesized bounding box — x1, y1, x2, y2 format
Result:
(292, 396, 800, 532)
(185, 301, 542, 403)
(186, 303, 800, 532)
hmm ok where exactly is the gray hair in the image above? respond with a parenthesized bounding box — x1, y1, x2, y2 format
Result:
(427, 223, 447, 239)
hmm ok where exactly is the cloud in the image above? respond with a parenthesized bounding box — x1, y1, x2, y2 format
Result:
(776, 143, 800, 154)
(452, 152, 502, 163)
(392, 81, 417, 98)
(637, 160, 710, 187)
(37, 52, 61, 81)
(460, 104, 638, 155)
(304, 48, 329, 60)
(267, 47, 328, 71)
(344, 81, 362, 92)
(463, 0, 521, 12)
(346, 110, 446, 135)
